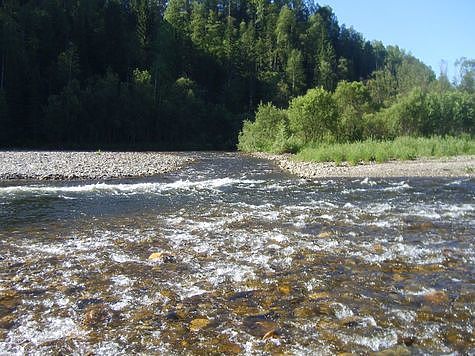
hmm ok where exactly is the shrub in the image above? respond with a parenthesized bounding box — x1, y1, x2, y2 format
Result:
(333, 81, 373, 142)
(287, 87, 338, 144)
(237, 103, 288, 152)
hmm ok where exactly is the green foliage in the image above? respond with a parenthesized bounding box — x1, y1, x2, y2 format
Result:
(333, 81, 372, 141)
(0, 0, 469, 152)
(287, 87, 338, 144)
(364, 88, 475, 139)
(456, 57, 475, 93)
(297, 136, 475, 165)
(237, 103, 288, 152)
(285, 49, 305, 97)
(133, 69, 152, 85)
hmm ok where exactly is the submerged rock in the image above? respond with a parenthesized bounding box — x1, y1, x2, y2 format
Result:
(0, 314, 15, 329)
(309, 291, 330, 300)
(243, 313, 279, 338)
(371, 345, 411, 356)
(423, 290, 449, 304)
(317, 231, 333, 238)
(148, 252, 176, 263)
(278, 284, 292, 295)
(0, 290, 21, 310)
(189, 318, 211, 332)
(76, 298, 103, 310)
(262, 328, 279, 340)
(82, 304, 113, 327)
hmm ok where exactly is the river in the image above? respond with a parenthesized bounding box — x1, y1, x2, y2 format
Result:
(0, 153, 474, 354)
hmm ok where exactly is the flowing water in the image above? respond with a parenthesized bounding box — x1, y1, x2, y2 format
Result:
(0, 153, 474, 355)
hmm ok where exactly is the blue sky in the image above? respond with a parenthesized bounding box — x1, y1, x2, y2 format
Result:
(320, 0, 475, 79)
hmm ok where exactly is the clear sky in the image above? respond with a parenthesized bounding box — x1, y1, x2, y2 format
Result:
(320, 0, 475, 79)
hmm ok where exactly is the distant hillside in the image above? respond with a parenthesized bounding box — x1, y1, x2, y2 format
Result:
(0, 0, 449, 149)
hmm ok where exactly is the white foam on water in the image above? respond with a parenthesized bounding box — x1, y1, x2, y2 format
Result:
(3, 316, 83, 349)
(391, 309, 416, 323)
(445, 178, 471, 186)
(110, 295, 133, 311)
(406, 208, 441, 219)
(360, 177, 377, 186)
(256, 210, 280, 221)
(403, 287, 437, 296)
(93, 342, 126, 356)
(340, 329, 398, 352)
(111, 275, 132, 287)
(382, 181, 411, 191)
(0, 177, 267, 197)
(331, 303, 354, 320)
(353, 242, 444, 265)
(369, 220, 393, 228)
(110, 252, 139, 263)
(365, 203, 393, 214)
(204, 263, 256, 286)
(441, 203, 474, 218)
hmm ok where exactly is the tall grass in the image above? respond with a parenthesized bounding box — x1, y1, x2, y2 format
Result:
(296, 136, 475, 165)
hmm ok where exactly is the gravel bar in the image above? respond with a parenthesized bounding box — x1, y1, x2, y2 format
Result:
(0, 151, 195, 180)
(254, 153, 475, 178)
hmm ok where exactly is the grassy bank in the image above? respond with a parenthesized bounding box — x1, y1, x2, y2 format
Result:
(296, 136, 475, 165)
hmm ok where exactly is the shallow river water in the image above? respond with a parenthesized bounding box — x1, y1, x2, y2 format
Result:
(0, 153, 474, 355)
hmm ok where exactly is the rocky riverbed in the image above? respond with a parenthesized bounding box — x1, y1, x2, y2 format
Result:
(0, 153, 474, 354)
(254, 153, 475, 178)
(0, 151, 195, 180)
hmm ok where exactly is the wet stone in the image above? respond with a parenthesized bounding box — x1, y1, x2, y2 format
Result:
(0, 153, 474, 354)
(189, 318, 211, 332)
(423, 290, 449, 304)
(82, 304, 113, 327)
(148, 252, 176, 263)
(76, 298, 103, 310)
(243, 313, 279, 338)
(228, 290, 256, 301)
(0, 290, 21, 310)
(278, 284, 292, 295)
(309, 291, 330, 300)
(318, 230, 333, 238)
(371, 345, 411, 356)
(165, 310, 187, 321)
(0, 314, 15, 329)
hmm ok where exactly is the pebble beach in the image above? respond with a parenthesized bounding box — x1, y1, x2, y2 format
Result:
(0, 151, 195, 180)
(254, 153, 475, 178)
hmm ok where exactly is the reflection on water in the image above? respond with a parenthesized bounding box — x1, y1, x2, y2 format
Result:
(0, 153, 474, 354)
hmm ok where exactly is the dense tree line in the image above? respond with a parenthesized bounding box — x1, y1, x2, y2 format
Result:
(0, 0, 438, 149)
(238, 52, 475, 153)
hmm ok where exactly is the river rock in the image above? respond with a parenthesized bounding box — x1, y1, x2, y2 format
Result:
(0, 151, 195, 180)
(82, 304, 112, 327)
(262, 328, 279, 340)
(318, 231, 333, 238)
(309, 291, 330, 300)
(445, 328, 466, 348)
(148, 252, 176, 263)
(189, 318, 210, 332)
(0, 290, 21, 310)
(370, 345, 411, 356)
(423, 290, 449, 304)
(278, 284, 291, 295)
(0, 315, 15, 329)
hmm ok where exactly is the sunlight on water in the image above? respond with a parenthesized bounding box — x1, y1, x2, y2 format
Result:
(0, 153, 474, 354)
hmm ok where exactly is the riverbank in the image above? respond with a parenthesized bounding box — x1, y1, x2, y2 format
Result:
(254, 153, 475, 178)
(0, 151, 195, 180)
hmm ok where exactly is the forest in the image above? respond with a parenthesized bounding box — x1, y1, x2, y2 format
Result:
(0, 0, 474, 150)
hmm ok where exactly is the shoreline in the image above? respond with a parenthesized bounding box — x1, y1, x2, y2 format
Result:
(0, 151, 195, 181)
(253, 153, 475, 178)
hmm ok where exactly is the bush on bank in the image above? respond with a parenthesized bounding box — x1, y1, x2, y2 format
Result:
(238, 82, 475, 162)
